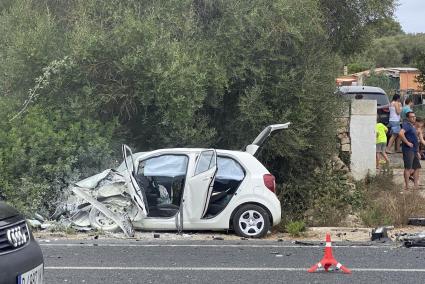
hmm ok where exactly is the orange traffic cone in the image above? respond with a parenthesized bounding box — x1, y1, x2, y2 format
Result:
(307, 232, 351, 274)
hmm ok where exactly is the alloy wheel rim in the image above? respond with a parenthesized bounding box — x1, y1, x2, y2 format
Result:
(238, 210, 264, 236)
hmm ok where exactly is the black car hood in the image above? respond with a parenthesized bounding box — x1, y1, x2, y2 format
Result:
(0, 201, 20, 220)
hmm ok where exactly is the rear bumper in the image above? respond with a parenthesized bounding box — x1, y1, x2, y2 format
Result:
(0, 234, 44, 283)
(270, 195, 282, 226)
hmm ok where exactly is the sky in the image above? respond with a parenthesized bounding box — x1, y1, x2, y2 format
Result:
(395, 0, 425, 33)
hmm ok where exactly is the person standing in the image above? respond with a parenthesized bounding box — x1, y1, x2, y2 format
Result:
(401, 97, 414, 121)
(415, 117, 425, 159)
(399, 111, 421, 190)
(376, 119, 389, 169)
(386, 94, 402, 153)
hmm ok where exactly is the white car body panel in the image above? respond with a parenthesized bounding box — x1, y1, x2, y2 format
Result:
(129, 148, 281, 231)
(186, 149, 217, 220)
(70, 123, 288, 236)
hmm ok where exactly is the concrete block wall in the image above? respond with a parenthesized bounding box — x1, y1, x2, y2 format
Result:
(335, 100, 377, 181)
(350, 100, 377, 180)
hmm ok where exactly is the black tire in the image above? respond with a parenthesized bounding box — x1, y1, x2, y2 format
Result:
(232, 204, 270, 238)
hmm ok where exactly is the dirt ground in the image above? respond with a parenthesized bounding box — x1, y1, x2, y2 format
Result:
(390, 152, 425, 191)
(33, 226, 425, 242)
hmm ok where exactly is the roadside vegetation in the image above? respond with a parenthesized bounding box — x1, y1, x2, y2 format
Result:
(0, 0, 402, 226)
(285, 221, 306, 237)
(357, 174, 425, 227)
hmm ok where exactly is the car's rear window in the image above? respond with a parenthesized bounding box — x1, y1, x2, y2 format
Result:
(342, 92, 389, 106)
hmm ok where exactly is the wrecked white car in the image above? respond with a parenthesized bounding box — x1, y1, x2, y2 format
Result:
(66, 123, 289, 238)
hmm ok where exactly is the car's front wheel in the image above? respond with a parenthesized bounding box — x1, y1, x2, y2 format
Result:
(89, 204, 120, 232)
(232, 204, 270, 238)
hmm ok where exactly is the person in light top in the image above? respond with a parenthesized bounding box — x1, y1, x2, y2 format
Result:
(401, 97, 414, 121)
(386, 94, 402, 153)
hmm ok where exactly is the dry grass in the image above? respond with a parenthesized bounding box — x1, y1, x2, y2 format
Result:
(377, 190, 425, 225)
(360, 176, 425, 227)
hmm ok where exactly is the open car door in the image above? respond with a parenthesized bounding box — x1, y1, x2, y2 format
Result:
(122, 144, 149, 217)
(184, 149, 217, 221)
(245, 123, 291, 156)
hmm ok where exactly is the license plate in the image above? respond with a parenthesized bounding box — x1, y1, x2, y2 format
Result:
(17, 263, 44, 284)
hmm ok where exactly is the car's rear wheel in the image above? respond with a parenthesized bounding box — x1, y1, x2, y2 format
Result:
(232, 204, 270, 238)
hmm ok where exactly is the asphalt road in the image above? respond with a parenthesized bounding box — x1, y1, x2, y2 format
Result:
(39, 239, 425, 283)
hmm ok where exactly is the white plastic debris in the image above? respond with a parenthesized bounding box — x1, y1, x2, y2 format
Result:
(27, 219, 42, 228)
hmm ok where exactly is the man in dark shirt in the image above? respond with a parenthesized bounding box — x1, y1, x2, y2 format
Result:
(399, 111, 421, 190)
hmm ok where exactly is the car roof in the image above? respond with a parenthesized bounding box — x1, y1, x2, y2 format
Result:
(131, 148, 247, 156)
(116, 148, 266, 173)
(338, 85, 386, 94)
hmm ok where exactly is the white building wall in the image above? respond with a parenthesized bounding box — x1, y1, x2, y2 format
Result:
(350, 100, 377, 180)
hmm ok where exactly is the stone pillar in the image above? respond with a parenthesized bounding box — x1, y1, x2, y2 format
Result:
(350, 100, 377, 180)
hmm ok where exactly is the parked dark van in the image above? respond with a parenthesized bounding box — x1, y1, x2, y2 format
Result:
(338, 86, 390, 124)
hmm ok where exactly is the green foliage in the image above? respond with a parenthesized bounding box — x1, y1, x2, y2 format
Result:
(365, 17, 404, 38)
(345, 33, 425, 76)
(317, 0, 397, 55)
(360, 207, 392, 227)
(348, 63, 371, 74)
(363, 71, 399, 96)
(279, 167, 352, 225)
(0, 0, 399, 218)
(0, 104, 117, 215)
(360, 34, 425, 68)
(285, 221, 306, 237)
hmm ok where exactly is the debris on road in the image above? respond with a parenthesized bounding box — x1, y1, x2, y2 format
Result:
(294, 240, 315, 246)
(397, 231, 425, 247)
(213, 236, 224, 241)
(407, 217, 425, 226)
(371, 226, 394, 242)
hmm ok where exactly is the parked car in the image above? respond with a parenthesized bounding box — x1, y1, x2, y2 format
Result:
(338, 86, 390, 124)
(70, 123, 289, 238)
(0, 201, 44, 283)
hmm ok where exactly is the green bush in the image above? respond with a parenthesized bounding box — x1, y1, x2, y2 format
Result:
(0, 105, 118, 216)
(0, 0, 398, 219)
(360, 207, 392, 227)
(285, 221, 306, 237)
(280, 166, 352, 226)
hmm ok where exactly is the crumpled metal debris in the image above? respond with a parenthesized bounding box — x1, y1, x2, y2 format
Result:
(41, 169, 142, 237)
(27, 219, 42, 229)
(371, 226, 394, 242)
(397, 232, 425, 247)
(407, 217, 425, 226)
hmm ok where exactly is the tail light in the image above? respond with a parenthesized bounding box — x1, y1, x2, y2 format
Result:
(382, 107, 390, 112)
(263, 174, 276, 193)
